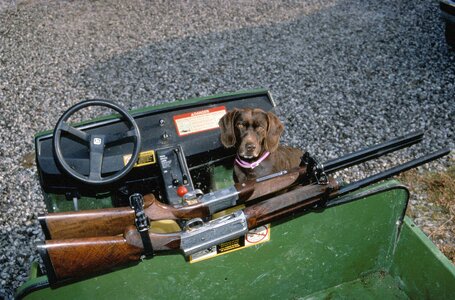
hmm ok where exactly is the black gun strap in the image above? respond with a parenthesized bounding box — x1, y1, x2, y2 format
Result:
(138, 227, 154, 257)
(129, 193, 154, 257)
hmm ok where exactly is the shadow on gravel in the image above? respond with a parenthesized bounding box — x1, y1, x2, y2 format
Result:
(72, 0, 454, 156)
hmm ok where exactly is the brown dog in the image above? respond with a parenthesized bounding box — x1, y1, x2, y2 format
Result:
(219, 108, 303, 183)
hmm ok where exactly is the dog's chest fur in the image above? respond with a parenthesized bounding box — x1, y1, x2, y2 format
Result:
(234, 159, 273, 182)
(234, 146, 303, 182)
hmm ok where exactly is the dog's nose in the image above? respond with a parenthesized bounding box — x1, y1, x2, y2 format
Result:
(246, 143, 256, 152)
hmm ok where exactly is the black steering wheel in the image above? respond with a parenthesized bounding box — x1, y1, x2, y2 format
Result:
(53, 99, 141, 185)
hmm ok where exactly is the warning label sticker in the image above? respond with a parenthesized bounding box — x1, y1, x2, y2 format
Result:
(123, 150, 156, 167)
(173, 106, 227, 136)
(189, 224, 270, 263)
(245, 226, 269, 245)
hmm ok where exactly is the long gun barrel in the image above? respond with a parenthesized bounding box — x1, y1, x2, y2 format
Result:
(39, 131, 424, 239)
(38, 148, 450, 284)
(323, 130, 423, 172)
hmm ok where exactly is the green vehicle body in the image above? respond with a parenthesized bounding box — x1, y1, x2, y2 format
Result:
(17, 90, 455, 299)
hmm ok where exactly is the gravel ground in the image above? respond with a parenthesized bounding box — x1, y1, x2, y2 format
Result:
(0, 0, 454, 298)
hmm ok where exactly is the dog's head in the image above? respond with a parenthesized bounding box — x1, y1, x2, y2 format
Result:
(218, 108, 284, 159)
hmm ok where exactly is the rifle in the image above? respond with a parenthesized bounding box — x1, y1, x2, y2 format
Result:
(39, 131, 424, 239)
(38, 148, 450, 285)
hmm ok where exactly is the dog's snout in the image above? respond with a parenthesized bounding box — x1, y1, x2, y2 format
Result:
(246, 143, 256, 152)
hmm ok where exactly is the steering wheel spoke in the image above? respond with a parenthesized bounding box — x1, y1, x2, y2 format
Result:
(88, 136, 105, 181)
(61, 122, 90, 143)
(105, 129, 136, 146)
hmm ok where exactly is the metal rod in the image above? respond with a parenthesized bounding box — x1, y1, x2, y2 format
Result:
(335, 148, 451, 199)
(73, 197, 79, 211)
(323, 131, 424, 173)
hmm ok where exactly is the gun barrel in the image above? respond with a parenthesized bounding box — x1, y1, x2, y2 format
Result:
(244, 148, 450, 228)
(323, 131, 424, 173)
(333, 148, 451, 202)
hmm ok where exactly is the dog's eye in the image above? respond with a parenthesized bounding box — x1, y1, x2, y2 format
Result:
(254, 124, 265, 132)
(236, 123, 244, 129)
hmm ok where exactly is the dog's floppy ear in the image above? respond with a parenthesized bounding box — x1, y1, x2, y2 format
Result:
(265, 111, 284, 152)
(218, 109, 239, 148)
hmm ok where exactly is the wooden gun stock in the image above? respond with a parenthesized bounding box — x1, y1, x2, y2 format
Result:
(40, 226, 181, 284)
(40, 203, 141, 240)
(39, 193, 209, 239)
(40, 166, 306, 239)
(244, 178, 339, 229)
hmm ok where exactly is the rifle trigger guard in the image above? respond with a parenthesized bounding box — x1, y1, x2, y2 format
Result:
(129, 193, 154, 258)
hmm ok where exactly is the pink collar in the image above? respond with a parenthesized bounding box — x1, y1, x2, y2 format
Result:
(235, 151, 270, 169)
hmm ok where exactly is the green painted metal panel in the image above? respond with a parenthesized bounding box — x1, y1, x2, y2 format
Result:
(212, 164, 235, 190)
(302, 272, 410, 299)
(20, 181, 427, 299)
(390, 217, 455, 299)
(44, 193, 113, 213)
